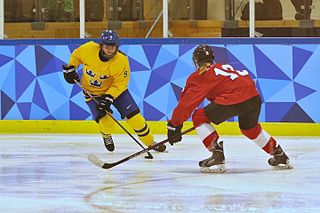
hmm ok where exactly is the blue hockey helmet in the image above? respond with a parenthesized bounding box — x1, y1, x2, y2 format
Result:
(100, 29, 119, 46)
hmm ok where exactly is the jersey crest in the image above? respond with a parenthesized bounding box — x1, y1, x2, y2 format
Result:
(86, 69, 96, 77)
(100, 74, 109, 79)
(90, 80, 102, 88)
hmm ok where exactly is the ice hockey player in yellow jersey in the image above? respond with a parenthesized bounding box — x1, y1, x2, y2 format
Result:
(62, 29, 166, 152)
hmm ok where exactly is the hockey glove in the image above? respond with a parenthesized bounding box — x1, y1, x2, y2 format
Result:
(95, 94, 114, 123)
(97, 94, 114, 114)
(167, 122, 183, 145)
(62, 65, 79, 84)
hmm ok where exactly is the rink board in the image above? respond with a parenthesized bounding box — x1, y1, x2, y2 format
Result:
(0, 120, 319, 136)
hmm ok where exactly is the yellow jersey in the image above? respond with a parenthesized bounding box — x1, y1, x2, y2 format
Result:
(68, 41, 130, 99)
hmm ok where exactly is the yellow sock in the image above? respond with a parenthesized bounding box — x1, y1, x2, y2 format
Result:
(99, 115, 115, 137)
(126, 113, 154, 146)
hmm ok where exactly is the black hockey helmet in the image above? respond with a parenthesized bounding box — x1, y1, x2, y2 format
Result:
(192, 45, 215, 68)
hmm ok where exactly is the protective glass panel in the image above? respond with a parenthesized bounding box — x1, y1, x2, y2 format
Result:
(4, 0, 80, 38)
(3, 0, 320, 38)
(224, 0, 320, 37)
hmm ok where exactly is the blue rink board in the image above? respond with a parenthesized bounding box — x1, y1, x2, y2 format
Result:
(0, 38, 319, 122)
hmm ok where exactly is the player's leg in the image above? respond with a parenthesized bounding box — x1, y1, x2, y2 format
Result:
(99, 116, 116, 151)
(192, 104, 239, 173)
(86, 98, 115, 152)
(239, 96, 292, 169)
(126, 114, 166, 152)
(113, 90, 166, 152)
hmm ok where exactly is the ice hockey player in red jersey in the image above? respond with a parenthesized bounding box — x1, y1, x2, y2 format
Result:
(167, 44, 292, 173)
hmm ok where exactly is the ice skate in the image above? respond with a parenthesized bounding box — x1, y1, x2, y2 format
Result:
(150, 142, 167, 152)
(268, 145, 293, 169)
(199, 141, 226, 173)
(102, 134, 115, 152)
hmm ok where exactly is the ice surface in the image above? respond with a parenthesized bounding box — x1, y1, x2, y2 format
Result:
(1, 134, 320, 212)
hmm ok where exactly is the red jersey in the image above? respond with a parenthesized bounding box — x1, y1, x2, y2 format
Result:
(170, 63, 259, 126)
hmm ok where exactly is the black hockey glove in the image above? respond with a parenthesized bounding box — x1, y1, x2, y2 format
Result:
(62, 65, 79, 84)
(97, 94, 114, 114)
(95, 94, 114, 123)
(167, 122, 183, 145)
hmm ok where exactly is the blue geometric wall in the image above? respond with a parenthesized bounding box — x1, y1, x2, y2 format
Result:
(0, 40, 319, 122)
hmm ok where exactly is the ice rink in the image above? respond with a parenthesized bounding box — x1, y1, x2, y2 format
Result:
(1, 133, 320, 213)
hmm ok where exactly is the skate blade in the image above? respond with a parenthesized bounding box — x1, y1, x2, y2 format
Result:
(200, 164, 227, 173)
(272, 163, 293, 170)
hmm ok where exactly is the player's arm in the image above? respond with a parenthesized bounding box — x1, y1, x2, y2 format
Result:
(62, 46, 84, 84)
(171, 79, 207, 126)
(68, 45, 86, 68)
(167, 78, 207, 145)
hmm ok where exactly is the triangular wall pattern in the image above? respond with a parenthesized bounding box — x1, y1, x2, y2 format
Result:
(0, 42, 319, 122)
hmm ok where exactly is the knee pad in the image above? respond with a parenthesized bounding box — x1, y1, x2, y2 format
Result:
(192, 108, 211, 128)
(95, 111, 106, 123)
(126, 109, 140, 119)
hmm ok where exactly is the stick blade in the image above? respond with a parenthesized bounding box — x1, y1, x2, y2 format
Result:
(87, 153, 105, 168)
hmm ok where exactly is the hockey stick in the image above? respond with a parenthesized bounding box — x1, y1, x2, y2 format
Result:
(88, 126, 195, 169)
(74, 80, 154, 159)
